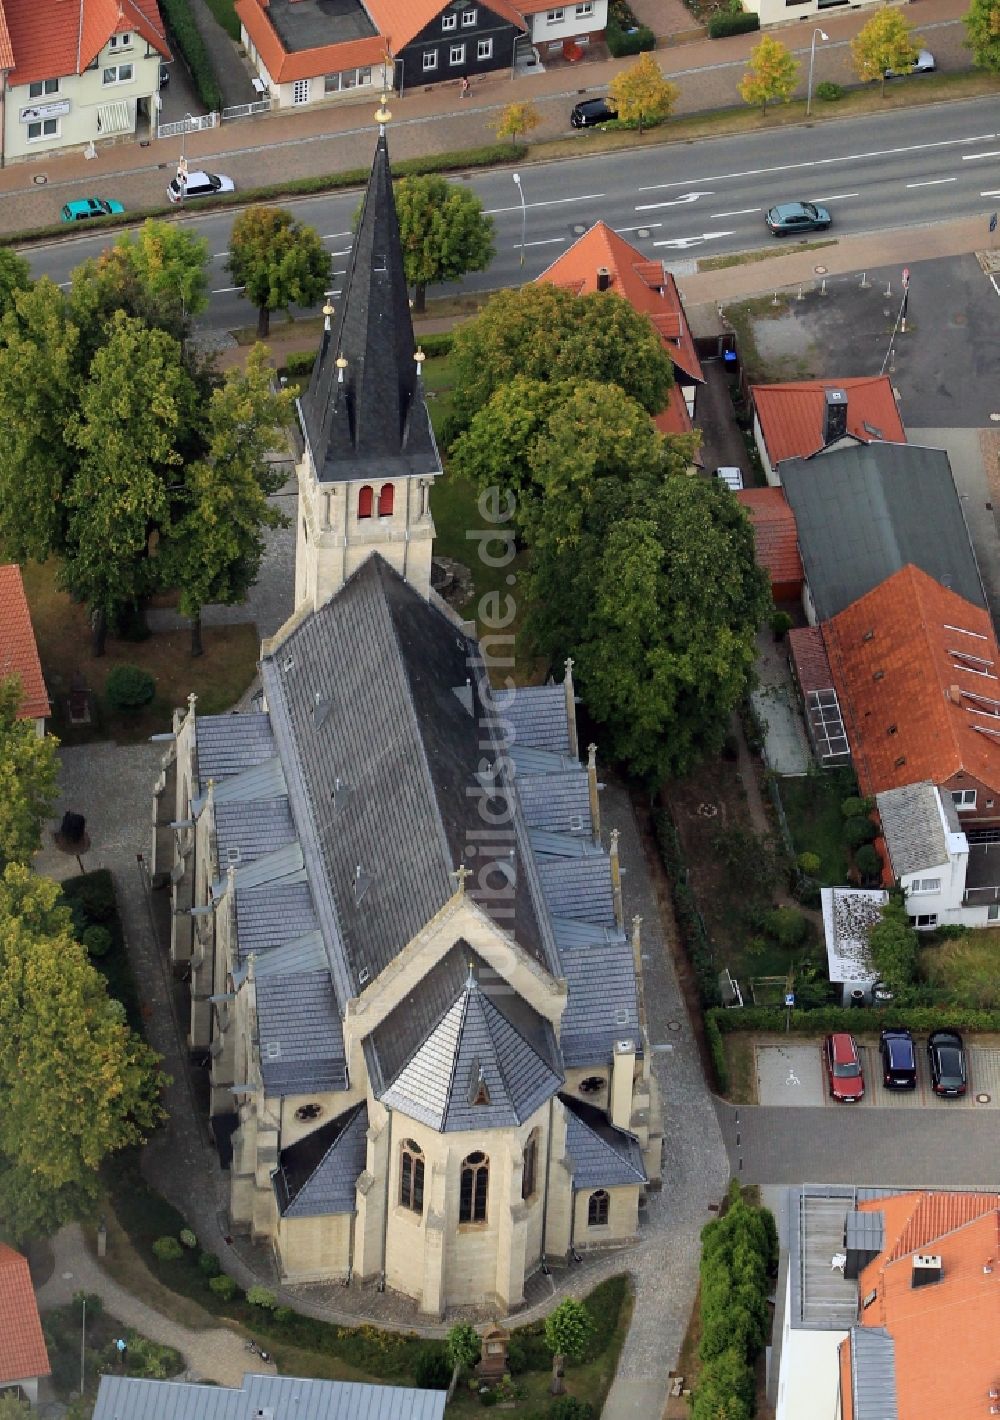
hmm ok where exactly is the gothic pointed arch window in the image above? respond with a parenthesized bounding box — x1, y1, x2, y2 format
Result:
(357, 485, 374, 519)
(521, 1130, 539, 1201)
(459, 1150, 489, 1223)
(588, 1189, 610, 1227)
(377, 482, 394, 517)
(400, 1138, 425, 1213)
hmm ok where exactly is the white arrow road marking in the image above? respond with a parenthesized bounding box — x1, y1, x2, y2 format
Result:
(905, 177, 957, 188)
(517, 237, 568, 249)
(711, 206, 761, 217)
(615, 222, 663, 233)
(653, 231, 735, 249)
(636, 191, 715, 211)
(485, 192, 606, 215)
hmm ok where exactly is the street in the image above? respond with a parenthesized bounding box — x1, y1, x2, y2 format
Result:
(25, 97, 1000, 333)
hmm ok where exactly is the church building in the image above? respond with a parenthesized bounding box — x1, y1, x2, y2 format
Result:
(151, 105, 662, 1316)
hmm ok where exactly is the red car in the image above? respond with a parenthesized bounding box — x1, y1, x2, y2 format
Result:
(824, 1032, 865, 1102)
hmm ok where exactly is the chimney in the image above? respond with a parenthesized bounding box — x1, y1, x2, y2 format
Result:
(596, 267, 611, 292)
(911, 1253, 943, 1287)
(822, 387, 848, 445)
(950, 684, 962, 704)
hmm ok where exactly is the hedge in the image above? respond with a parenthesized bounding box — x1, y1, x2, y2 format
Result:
(653, 810, 719, 1006)
(708, 10, 759, 36)
(710, 1004, 1000, 1036)
(606, 20, 656, 56)
(159, 0, 223, 113)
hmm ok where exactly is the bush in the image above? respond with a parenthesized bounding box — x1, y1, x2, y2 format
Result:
(418, 331, 455, 358)
(855, 844, 882, 882)
(763, 906, 809, 950)
(708, 10, 759, 37)
(844, 816, 877, 849)
(152, 1236, 183, 1262)
(705, 1011, 730, 1093)
(796, 851, 821, 876)
(606, 19, 656, 56)
(550, 1400, 596, 1420)
(447, 1322, 481, 1374)
(413, 1347, 451, 1389)
(197, 1251, 221, 1277)
(841, 796, 866, 819)
(64, 869, 117, 924)
(246, 1285, 277, 1309)
(770, 610, 793, 638)
(158, 0, 223, 111)
(81, 924, 113, 958)
(208, 1273, 237, 1300)
(815, 80, 844, 101)
(105, 664, 155, 713)
(272, 1306, 294, 1324)
(179, 1228, 197, 1249)
(284, 351, 315, 378)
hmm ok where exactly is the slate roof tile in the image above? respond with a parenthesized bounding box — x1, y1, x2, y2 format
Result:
(875, 782, 949, 878)
(537, 857, 616, 926)
(256, 971, 347, 1094)
(196, 713, 275, 786)
(517, 770, 592, 834)
(562, 1094, 646, 1189)
(503, 684, 571, 755)
(235, 881, 318, 955)
(214, 798, 297, 875)
(274, 1102, 368, 1217)
(559, 939, 640, 1066)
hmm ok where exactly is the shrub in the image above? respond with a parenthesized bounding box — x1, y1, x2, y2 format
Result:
(844, 816, 877, 849)
(208, 1274, 237, 1300)
(447, 1322, 481, 1374)
(550, 1400, 596, 1420)
(179, 1228, 197, 1249)
(152, 1236, 183, 1261)
(770, 610, 793, 638)
(705, 1011, 730, 1093)
(158, 0, 223, 112)
(418, 331, 455, 358)
(763, 906, 809, 949)
(284, 351, 315, 378)
(816, 80, 844, 101)
(841, 796, 866, 819)
(708, 10, 759, 37)
(413, 1347, 451, 1389)
(197, 1251, 221, 1277)
(65, 869, 117, 923)
(797, 851, 821, 876)
(606, 19, 656, 56)
(855, 844, 882, 882)
(105, 664, 155, 713)
(545, 1298, 594, 1364)
(272, 1306, 293, 1324)
(81, 925, 113, 958)
(246, 1285, 277, 1309)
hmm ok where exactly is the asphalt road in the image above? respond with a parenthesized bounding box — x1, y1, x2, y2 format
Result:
(27, 97, 1000, 334)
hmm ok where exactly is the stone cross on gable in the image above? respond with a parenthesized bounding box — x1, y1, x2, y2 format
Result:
(451, 863, 472, 896)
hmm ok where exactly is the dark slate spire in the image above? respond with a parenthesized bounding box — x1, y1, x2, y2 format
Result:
(299, 111, 439, 484)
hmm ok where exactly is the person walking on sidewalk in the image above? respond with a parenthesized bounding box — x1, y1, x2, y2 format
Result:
(460, 76, 470, 98)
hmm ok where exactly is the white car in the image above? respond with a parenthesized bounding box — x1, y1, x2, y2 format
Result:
(167, 170, 235, 204)
(885, 48, 935, 77)
(715, 466, 744, 492)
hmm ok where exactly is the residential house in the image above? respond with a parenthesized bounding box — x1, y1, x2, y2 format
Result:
(516, 0, 608, 64)
(775, 1185, 1000, 1420)
(744, 0, 883, 33)
(787, 625, 850, 767)
(876, 780, 1000, 929)
(1, 0, 169, 163)
(824, 564, 1000, 835)
(152, 120, 661, 1317)
(536, 220, 705, 443)
(235, 0, 527, 108)
(94, 1373, 446, 1420)
(0, 1243, 50, 1406)
(0, 564, 50, 736)
(781, 442, 985, 625)
(735, 487, 803, 603)
(820, 887, 887, 1005)
(751, 376, 905, 486)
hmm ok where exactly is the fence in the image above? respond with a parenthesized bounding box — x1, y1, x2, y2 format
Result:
(157, 112, 219, 140)
(221, 98, 272, 122)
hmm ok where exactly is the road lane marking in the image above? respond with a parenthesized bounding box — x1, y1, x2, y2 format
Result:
(615, 222, 663, 233)
(321, 231, 352, 240)
(211, 285, 244, 294)
(519, 237, 567, 248)
(982, 189, 1000, 198)
(486, 192, 605, 216)
(808, 192, 858, 202)
(962, 150, 1000, 161)
(711, 206, 761, 217)
(905, 177, 958, 188)
(653, 230, 735, 249)
(634, 191, 714, 210)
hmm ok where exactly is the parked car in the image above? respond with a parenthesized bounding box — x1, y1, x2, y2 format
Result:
(166, 170, 235, 204)
(570, 97, 618, 128)
(879, 1027, 917, 1089)
(765, 201, 832, 237)
(715, 466, 744, 491)
(885, 49, 936, 77)
(824, 1032, 865, 1102)
(927, 1029, 968, 1096)
(60, 197, 124, 222)
(159, 63, 170, 87)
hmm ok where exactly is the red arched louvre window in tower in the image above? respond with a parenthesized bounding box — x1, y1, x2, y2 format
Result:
(358, 485, 374, 519)
(378, 483, 394, 517)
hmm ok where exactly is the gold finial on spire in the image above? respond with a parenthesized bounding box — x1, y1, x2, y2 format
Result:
(375, 92, 392, 128)
(335, 354, 348, 383)
(322, 301, 334, 331)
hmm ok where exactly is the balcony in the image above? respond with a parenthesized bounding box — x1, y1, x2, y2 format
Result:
(962, 842, 1000, 905)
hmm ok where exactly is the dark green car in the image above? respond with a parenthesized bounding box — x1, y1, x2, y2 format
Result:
(765, 201, 832, 237)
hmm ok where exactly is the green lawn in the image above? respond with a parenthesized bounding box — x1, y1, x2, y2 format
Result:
(777, 769, 856, 886)
(203, 0, 241, 40)
(920, 930, 1000, 1009)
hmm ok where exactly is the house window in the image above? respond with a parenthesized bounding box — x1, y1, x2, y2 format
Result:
(588, 1189, 610, 1226)
(477, 38, 493, 59)
(547, 9, 566, 21)
(449, 43, 466, 64)
(462, 6, 479, 23)
(325, 72, 340, 92)
(575, 1, 594, 13)
(400, 1140, 425, 1213)
(423, 50, 438, 71)
(910, 878, 941, 895)
(109, 31, 133, 49)
(989, 904, 1000, 921)
(358, 485, 374, 519)
(358, 67, 372, 85)
(908, 913, 938, 929)
(27, 119, 59, 140)
(103, 63, 134, 84)
(952, 789, 977, 810)
(442, 11, 458, 28)
(459, 1151, 488, 1223)
(293, 78, 311, 104)
(29, 78, 59, 98)
(522, 1132, 538, 1201)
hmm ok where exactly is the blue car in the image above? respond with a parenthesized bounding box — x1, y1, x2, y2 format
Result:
(765, 201, 831, 237)
(879, 1027, 917, 1089)
(60, 197, 125, 222)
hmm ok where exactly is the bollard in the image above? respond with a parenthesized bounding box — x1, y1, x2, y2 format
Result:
(859, 271, 870, 289)
(884, 282, 892, 298)
(771, 290, 780, 307)
(796, 284, 804, 301)
(819, 279, 828, 296)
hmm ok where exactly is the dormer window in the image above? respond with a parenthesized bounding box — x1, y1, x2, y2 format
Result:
(109, 31, 133, 50)
(442, 11, 457, 29)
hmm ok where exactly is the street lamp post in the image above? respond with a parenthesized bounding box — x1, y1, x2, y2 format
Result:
(512, 171, 526, 268)
(806, 29, 829, 118)
(178, 112, 192, 204)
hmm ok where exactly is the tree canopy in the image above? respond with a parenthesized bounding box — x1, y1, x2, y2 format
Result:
(393, 174, 495, 313)
(447, 283, 674, 435)
(0, 865, 164, 1240)
(0, 677, 59, 870)
(609, 51, 679, 133)
(493, 101, 541, 145)
(964, 0, 1000, 71)
(867, 896, 919, 990)
(227, 205, 331, 338)
(739, 35, 800, 113)
(544, 1298, 594, 1363)
(851, 7, 920, 93)
(0, 249, 32, 322)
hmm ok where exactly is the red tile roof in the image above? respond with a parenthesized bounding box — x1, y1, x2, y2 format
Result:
(5, 0, 169, 88)
(788, 625, 834, 695)
(0, 564, 50, 721)
(0, 1244, 50, 1385)
(752, 376, 906, 466)
(653, 383, 694, 438)
(735, 487, 802, 591)
(536, 221, 705, 389)
(0, 5, 14, 71)
(823, 564, 1000, 799)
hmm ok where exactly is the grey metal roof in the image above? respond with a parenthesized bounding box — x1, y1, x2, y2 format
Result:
(379, 964, 562, 1132)
(529, 829, 602, 859)
(260, 555, 558, 1009)
(562, 1094, 646, 1188)
(212, 841, 306, 901)
(195, 713, 275, 789)
(781, 443, 985, 621)
(214, 798, 296, 877)
(274, 1102, 368, 1218)
(235, 881, 318, 956)
(255, 971, 347, 1095)
(537, 857, 616, 927)
(298, 133, 439, 485)
(504, 685, 571, 755)
(850, 1326, 898, 1420)
(560, 939, 640, 1066)
(193, 756, 286, 814)
(238, 931, 328, 981)
(875, 781, 947, 877)
(517, 770, 592, 834)
(844, 1206, 884, 1260)
(93, 1372, 446, 1420)
(551, 917, 626, 951)
(510, 743, 578, 776)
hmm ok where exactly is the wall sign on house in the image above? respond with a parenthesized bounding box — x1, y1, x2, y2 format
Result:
(20, 100, 71, 122)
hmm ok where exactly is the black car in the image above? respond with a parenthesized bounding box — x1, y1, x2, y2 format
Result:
(927, 1029, 968, 1097)
(570, 97, 618, 129)
(879, 1028, 917, 1089)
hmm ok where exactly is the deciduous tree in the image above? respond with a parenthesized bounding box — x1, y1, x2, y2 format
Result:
(393, 174, 494, 313)
(493, 101, 541, 145)
(544, 1298, 593, 1393)
(739, 34, 800, 114)
(0, 249, 31, 321)
(0, 865, 164, 1241)
(0, 677, 59, 870)
(851, 7, 920, 94)
(227, 206, 331, 338)
(964, 0, 1000, 71)
(609, 51, 679, 133)
(867, 897, 919, 989)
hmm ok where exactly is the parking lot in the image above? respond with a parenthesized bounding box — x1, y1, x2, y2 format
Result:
(755, 1040, 1000, 1110)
